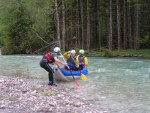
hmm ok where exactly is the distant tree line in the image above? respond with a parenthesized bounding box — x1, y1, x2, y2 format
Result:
(0, 0, 150, 54)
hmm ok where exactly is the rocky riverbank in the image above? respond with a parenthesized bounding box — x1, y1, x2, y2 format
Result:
(0, 75, 102, 113)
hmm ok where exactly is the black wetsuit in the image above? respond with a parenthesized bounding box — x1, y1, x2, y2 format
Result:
(40, 52, 57, 84)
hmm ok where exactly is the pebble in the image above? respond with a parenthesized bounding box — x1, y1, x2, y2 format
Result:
(0, 76, 92, 112)
(0, 75, 114, 113)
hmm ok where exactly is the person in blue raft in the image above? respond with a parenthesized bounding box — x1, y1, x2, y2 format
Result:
(40, 47, 67, 86)
(76, 49, 88, 70)
(63, 49, 88, 71)
(63, 49, 78, 71)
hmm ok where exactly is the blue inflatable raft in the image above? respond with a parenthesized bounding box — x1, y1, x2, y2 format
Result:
(53, 66, 88, 81)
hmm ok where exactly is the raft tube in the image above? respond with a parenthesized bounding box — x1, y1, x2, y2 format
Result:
(53, 66, 88, 81)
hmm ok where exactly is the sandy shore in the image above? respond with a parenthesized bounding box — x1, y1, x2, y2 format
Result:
(0, 75, 102, 113)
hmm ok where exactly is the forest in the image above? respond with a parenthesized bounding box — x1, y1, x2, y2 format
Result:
(0, 0, 150, 54)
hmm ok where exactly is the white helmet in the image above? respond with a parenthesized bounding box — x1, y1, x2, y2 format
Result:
(79, 49, 85, 54)
(70, 50, 76, 54)
(53, 47, 60, 52)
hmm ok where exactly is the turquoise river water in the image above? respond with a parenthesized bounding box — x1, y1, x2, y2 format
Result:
(0, 55, 150, 113)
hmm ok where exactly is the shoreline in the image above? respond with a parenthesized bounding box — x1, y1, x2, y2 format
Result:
(0, 75, 100, 113)
(86, 54, 150, 59)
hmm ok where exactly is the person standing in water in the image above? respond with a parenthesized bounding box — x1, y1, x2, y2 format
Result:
(40, 47, 67, 86)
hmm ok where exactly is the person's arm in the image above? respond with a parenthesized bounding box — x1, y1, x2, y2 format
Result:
(83, 57, 88, 66)
(63, 52, 70, 60)
(54, 57, 67, 66)
(54, 62, 60, 68)
(75, 55, 79, 68)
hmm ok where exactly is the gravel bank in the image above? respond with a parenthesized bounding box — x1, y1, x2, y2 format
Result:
(0, 75, 102, 113)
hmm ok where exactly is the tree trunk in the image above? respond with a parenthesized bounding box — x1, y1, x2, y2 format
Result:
(70, 3, 73, 48)
(75, 0, 78, 48)
(86, 0, 90, 51)
(65, 1, 68, 49)
(127, 1, 132, 49)
(123, 0, 127, 49)
(117, 0, 121, 50)
(98, 10, 101, 49)
(109, 0, 112, 51)
(77, 0, 80, 48)
(54, 0, 61, 47)
(80, 0, 84, 48)
(134, 0, 139, 49)
(62, 0, 65, 50)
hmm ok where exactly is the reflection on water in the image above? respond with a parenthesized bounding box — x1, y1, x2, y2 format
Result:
(0, 55, 150, 112)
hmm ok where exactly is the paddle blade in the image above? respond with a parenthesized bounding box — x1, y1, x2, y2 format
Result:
(81, 74, 87, 80)
(74, 79, 80, 89)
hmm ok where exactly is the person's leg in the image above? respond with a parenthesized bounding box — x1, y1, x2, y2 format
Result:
(40, 61, 56, 86)
(79, 65, 84, 70)
(45, 63, 55, 85)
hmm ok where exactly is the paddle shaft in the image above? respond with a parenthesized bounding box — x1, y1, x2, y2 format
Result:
(71, 55, 87, 80)
(60, 53, 80, 88)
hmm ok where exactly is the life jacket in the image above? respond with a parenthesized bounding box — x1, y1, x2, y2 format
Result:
(44, 52, 53, 63)
(76, 55, 88, 67)
(67, 56, 76, 66)
(63, 52, 70, 59)
(67, 57, 78, 71)
(78, 55, 84, 63)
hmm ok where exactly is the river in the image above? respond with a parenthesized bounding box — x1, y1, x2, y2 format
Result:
(0, 55, 150, 113)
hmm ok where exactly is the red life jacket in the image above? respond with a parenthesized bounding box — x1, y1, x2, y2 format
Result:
(44, 52, 53, 63)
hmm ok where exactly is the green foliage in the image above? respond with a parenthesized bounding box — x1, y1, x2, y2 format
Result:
(103, 49, 113, 57)
(0, 0, 55, 54)
(0, 21, 8, 47)
(26, 0, 54, 39)
(140, 33, 150, 48)
(0, 0, 33, 54)
(1, 37, 14, 54)
(0, 37, 4, 47)
(0, 0, 150, 54)
(112, 49, 150, 57)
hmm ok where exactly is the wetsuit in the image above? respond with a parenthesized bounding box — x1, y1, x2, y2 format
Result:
(40, 52, 57, 85)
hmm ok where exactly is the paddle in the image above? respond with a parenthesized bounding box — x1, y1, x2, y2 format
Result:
(79, 67, 87, 80)
(67, 62, 87, 81)
(72, 56, 88, 81)
(60, 53, 80, 89)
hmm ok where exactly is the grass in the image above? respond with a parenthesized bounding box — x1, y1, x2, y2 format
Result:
(85, 49, 150, 58)
(9, 97, 16, 101)
(112, 49, 150, 58)
(41, 90, 57, 97)
(112, 49, 150, 55)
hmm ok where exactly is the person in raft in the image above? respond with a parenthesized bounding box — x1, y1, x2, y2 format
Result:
(63, 49, 78, 71)
(40, 47, 67, 86)
(75, 49, 88, 70)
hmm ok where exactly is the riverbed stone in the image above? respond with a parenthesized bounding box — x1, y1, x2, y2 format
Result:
(0, 75, 104, 113)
